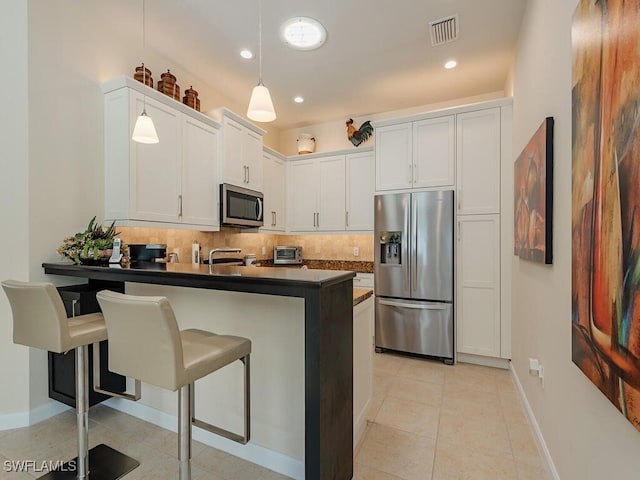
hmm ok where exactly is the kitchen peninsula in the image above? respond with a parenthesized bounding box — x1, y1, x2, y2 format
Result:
(42, 262, 355, 480)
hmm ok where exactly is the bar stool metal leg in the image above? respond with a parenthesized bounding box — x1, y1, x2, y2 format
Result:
(76, 345, 89, 479)
(178, 384, 193, 480)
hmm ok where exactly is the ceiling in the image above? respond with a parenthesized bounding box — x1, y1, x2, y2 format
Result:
(143, 0, 527, 130)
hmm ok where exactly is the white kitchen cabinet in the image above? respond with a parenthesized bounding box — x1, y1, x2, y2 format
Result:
(413, 116, 455, 188)
(102, 77, 220, 230)
(456, 107, 501, 215)
(181, 117, 219, 226)
(346, 151, 374, 231)
(288, 154, 346, 232)
(261, 149, 286, 232)
(375, 123, 412, 191)
(214, 109, 265, 192)
(456, 214, 501, 358)
(353, 294, 373, 448)
(375, 115, 454, 191)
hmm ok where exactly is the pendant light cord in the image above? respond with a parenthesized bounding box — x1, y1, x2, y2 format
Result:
(258, 0, 263, 85)
(142, 0, 148, 113)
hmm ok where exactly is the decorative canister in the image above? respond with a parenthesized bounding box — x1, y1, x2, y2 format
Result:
(157, 70, 180, 100)
(183, 86, 201, 111)
(297, 133, 316, 154)
(133, 64, 153, 88)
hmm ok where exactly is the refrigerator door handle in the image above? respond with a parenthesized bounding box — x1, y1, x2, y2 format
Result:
(412, 196, 418, 290)
(403, 199, 411, 295)
(378, 299, 447, 310)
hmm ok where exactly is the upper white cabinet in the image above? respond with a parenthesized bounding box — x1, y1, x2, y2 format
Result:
(456, 107, 501, 215)
(212, 108, 265, 192)
(288, 154, 346, 232)
(102, 77, 220, 230)
(262, 149, 286, 232)
(375, 115, 454, 191)
(346, 151, 374, 231)
(181, 117, 219, 226)
(287, 148, 374, 233)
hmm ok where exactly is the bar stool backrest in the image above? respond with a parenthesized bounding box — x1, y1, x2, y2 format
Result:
(96, 289, 185, 391)
(1, 280, 70, 353)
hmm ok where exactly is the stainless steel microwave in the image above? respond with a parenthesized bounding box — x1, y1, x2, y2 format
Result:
(220, 183, 264, 228)
(274, 246, 303, 265)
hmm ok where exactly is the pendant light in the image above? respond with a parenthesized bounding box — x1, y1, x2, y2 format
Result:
(247, 0, 276, 122)
(132, 0, 159, 144)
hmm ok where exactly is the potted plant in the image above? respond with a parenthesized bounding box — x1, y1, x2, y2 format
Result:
(57, 216, 121, 265)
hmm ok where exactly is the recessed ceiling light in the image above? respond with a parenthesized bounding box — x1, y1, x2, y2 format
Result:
(240, 49, 254, 59)
(444, 59, 457, 69)
(294, 96, 304, 103)
(280, 17, 326, 50)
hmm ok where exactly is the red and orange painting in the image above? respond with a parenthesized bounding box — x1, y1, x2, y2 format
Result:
(514, 118, 554, 264)
(572, 0, 640, 431)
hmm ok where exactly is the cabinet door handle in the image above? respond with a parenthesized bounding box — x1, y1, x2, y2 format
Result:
(247, 166, 250, 184)
(346, 211, 349, 227)
(274, 211, 277, 226)
(408, 163, 412, 183)
(457, 220, 461, 242)
(178, 194, 183, 217)
(317, 212, 320, 228)
(414, 163, 418, 182)
(243, 165, 248, 183)
(272, 211, 276, 226)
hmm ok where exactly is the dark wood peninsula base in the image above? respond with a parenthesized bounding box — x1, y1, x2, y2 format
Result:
(43, 262, 355, 480)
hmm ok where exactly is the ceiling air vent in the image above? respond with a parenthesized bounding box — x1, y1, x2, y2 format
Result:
(429, 15, 459, 46)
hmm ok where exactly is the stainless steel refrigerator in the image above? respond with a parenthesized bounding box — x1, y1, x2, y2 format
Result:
(374, 190, 454, 363)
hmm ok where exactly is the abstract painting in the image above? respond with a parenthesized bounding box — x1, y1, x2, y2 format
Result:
(514, 117, 554, 264)
(572, 0, 640, 432)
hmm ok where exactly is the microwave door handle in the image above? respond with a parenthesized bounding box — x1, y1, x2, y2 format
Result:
(256, 197, 263, 221)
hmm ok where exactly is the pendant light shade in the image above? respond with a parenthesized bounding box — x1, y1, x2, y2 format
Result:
(132, 110, 159, 144)
(248, 83, 276, 122)
(247, 0, 276, 122)
(132, 0, 159, 144)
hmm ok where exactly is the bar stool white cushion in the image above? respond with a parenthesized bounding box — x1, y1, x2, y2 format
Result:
(2, 280, 107, 352)
(96, 290, 251, 391)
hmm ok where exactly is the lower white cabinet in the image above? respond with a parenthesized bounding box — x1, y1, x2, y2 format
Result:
(353, 295, 374, 448)
(456, 214, 501, 357)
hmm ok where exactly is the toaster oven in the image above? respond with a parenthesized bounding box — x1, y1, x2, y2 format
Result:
(273, 246, 303, 265)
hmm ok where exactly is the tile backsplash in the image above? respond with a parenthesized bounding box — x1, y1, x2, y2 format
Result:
(117, 227, 374, 263)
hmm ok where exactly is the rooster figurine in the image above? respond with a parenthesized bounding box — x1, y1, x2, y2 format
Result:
(346, 118, 373, 147)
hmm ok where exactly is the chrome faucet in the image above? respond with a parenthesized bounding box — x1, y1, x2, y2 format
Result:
(208, 248, 242, 266)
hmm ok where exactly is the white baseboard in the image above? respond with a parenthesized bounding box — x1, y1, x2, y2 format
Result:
(457, 352, 511, 369)
(104, 398, 304, 480)
(510, 365, 560, 480)
(354, 397, 371, 449)
(0, 401, 70, 431)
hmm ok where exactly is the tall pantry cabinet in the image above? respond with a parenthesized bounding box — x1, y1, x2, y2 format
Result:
(374, 99, 512, 363)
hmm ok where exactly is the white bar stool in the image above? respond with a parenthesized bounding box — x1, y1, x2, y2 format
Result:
(1, 280, 139, 480)
(96, 290, 251, 480)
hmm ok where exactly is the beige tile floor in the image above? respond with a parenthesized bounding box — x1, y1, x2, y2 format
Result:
(0, 353, 548, 480)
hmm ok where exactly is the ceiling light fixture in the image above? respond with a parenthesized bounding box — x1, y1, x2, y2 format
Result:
(132, 0, 159, 144)
(280, 17, 326, 51)
(444, 59, 458, 69)
(247, 0, 276, 122)
(240, 49, 254, 59)
(294, 96, 304, 103)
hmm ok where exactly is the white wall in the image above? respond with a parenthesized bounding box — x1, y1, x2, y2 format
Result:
(512, 1, 640, 479)
(0, 0, 31, 418)
(278, 91, 505, 156)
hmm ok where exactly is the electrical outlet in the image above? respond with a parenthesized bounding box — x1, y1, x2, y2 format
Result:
(261, 246, 266, 255)
(353, 247, 360, 257)
(528, 358, 539, 376)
